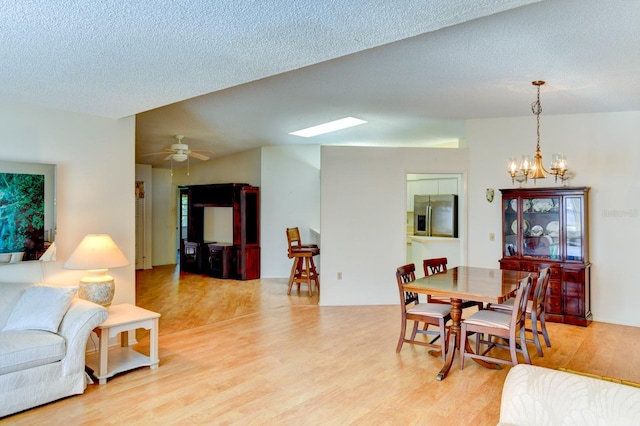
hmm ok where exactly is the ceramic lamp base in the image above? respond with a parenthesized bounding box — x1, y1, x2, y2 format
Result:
(78, 273, 115, 307)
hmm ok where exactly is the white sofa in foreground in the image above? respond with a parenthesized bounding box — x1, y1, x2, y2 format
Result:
(0, 262, 108, 418)
(499, 364, 640, 425)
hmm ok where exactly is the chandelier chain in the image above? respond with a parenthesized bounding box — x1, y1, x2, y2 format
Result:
(531, 83, 542, 151)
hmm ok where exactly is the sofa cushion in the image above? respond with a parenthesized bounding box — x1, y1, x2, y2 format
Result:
(0, 330, 66, 375)
(2, 285, 78, 333)
(0, 282, 33, 328)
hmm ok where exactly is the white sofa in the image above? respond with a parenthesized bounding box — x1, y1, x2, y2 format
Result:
(499, 364, 640, 425)
(0, 262, 108, 418)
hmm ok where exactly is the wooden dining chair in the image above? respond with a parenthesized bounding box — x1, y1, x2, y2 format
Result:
(396, 263, 451, 358)
(286, 227, 320, 296)
(460, 275, 532, 369)
(487, 267, 552, 357)
(422, 257, 482, 310)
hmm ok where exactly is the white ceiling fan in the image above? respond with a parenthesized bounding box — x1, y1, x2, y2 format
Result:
(139, 135, 212, 163)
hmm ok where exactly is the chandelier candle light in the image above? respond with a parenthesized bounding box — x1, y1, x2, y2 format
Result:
(508, 81, 570, 185)
(63, 234, 129, 307)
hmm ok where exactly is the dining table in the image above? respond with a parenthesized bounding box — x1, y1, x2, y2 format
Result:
(403, 266, 531, 381)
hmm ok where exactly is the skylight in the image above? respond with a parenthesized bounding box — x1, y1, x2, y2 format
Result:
(289, 117, 367, 138)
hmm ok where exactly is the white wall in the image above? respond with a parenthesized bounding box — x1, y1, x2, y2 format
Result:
(467, 111, 640, 326)
(261, 145, 321, 278)
(135, 164, 153, 269)
(151, 168, 175, 266)
(203, 207, 233, 242)
(172, 149, 261, 187)
(0, 100, 136, 305)
(320, 146, 468, 306)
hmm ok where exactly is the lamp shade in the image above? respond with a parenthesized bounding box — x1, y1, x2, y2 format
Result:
(63, 234, 129, 271)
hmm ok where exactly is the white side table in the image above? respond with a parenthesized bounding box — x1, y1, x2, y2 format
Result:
(86, 303, 160, 384)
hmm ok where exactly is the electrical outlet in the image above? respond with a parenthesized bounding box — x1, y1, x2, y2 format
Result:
(337, 272, 342, 280)
(489, 233, 495, 241)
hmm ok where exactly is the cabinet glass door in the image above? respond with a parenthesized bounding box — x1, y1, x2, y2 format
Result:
(503, 198, 518, 257)
(565, 197, 583, 261)
(522, 197, 560, 259)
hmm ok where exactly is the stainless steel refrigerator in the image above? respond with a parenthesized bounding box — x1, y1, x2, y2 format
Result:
(413, 194, 458, 237)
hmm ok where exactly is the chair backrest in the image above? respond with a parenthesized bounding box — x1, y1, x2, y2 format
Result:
(423, 257, 448, 276)
(532, 267, 551, 314)
(286, 227, 301, 249)
(286, 227, 303, 258)
(510, 275, 533, 335)
(396, 263, 419, 308)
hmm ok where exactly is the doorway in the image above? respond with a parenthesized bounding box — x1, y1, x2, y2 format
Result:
(406, 173, 464, 268)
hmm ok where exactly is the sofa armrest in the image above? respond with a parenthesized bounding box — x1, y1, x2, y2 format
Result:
(499, 364, 640, 425)
(57, 298, 108, 375)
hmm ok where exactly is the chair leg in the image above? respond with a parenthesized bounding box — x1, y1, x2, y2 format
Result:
(476, 333, 482, 355)
(540, 312, 551, 347)
(304, 256, 313, 297)
(439, 320, 447, 361)
(518, 327, 531, 364)
(309, 255, 319, 295)
(289, 255, 318, 297)
(409, 321, 419, 340)
(459, 324, 468, 370)
(530, 312, 544, 357)
(396, 317, 407, 353)
(287, 258, 299, 295)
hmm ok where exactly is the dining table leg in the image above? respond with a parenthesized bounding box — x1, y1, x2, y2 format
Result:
(435, 298, 501, 381)
(436, 298, 463, 381)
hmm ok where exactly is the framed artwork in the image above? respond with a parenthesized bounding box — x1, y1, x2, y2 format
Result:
(0, 172, 45, 254)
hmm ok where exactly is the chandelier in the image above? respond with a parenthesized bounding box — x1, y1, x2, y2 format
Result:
(508, 81, 569, 185)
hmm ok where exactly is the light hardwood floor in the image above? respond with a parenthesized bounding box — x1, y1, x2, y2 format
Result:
(6, 264, 640, 425)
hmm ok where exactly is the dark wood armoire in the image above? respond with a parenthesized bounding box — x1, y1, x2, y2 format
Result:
(180, 183, 260, 280)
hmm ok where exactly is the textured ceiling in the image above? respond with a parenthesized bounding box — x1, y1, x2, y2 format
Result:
(1, 0, 535, 118)
(2, 1, 640, 168)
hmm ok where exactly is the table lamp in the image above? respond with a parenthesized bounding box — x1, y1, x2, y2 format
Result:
(63, 234, 129, 307)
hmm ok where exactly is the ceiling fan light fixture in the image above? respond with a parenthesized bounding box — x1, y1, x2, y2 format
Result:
(171, 143, 189, 151)
(172, 153, 188, 162)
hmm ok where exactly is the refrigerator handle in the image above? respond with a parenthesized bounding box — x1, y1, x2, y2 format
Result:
(427, 205, 432, 237)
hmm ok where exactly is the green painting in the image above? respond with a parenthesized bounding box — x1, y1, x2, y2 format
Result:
(0, 173, 45, 253)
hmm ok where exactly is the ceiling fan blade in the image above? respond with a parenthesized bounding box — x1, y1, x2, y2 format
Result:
(137, 151, 171, 157)
(189, 152, 210, 161)
(164, 154, 174, 161)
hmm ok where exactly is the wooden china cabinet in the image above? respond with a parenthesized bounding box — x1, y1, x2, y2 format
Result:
(499, 186, 591, 326)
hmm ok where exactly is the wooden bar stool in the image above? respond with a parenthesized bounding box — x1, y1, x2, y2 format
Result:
(286, 227, 320, 296)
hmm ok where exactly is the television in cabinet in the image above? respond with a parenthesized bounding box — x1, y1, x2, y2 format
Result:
(499, 186, 591, 326)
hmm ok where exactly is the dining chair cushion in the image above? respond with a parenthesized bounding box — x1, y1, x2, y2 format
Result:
(462, 310, 511, 330)
(490, 298, 535, 314)
(407, 303, 451, 319)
